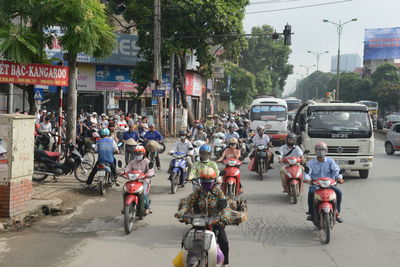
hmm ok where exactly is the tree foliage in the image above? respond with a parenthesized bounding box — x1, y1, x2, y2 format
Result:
(293, 71, 334, 100)
(239, 25, 293, 96)
(223, 62, 256, 108)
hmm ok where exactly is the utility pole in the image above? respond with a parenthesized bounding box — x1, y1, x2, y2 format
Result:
(169, 52, 175, 135)
(153, 0, 162, 129)
(307, 50, 329, 98)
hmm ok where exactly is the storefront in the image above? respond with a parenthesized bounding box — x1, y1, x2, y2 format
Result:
(185, 71, 205, 120)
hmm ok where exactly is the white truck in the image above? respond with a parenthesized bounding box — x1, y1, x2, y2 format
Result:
(292, 101, 374, 178)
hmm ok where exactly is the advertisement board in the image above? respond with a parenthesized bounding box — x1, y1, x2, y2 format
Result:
(95, 65, 136, 91)
(185, 72, 204, 96)
(364, 28, 400, 60)
(78, 64, 95, 91)
(0, 60, 69, 86)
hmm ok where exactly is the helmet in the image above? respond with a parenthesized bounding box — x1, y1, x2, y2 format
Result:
(257, 126, 264, 131)
(217, 122, 223, 126)
(133, 145, 146, 154)
(315, 142, 328, 157)
(199, 144, 212, 153)
(100, 128, 110, 137)
(229, 138, 238, 144)
(197, 124, 204, 130)
(178, 130, 186, 136)
(286, 133, 296, 146)
(207, 115, 213, 118)
(199, 167, 218, 180)
(228, 124, 235, 129)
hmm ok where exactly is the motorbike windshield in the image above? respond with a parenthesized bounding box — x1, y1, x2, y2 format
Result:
(250, 105, 287, 121)
(309, 111, 372, 132)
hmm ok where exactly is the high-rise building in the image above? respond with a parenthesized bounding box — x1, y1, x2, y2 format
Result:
(331, 53, 362, 73)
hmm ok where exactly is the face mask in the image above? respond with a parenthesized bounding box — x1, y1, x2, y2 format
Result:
(134, 155, 144, 160)
(201, 180, 214, 191)
(316, 150, 327, 158)
(180, 136, 186, 140)
(201, 158, 209, 163)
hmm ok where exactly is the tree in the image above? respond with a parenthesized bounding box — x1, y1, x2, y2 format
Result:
(370, 64, 400, 112)
(295, 71, 334, 101)
(223, 62, 256, 108)
(239, 25, 293, 95)
(123, 0, 249, 124)
(327, 72, 371, 103)
(52, 0, 116, 143)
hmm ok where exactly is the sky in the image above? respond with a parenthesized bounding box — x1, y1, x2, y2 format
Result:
(243, 0, 400, 96)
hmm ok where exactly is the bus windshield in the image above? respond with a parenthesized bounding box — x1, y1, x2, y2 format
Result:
(251, 105, 287, 121)
(308, 111, 372, 132)
(286, 100, 301, 111)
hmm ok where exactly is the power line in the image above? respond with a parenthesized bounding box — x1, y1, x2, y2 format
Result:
(249, 0, 302, 5)
(246, 0, 353, 14)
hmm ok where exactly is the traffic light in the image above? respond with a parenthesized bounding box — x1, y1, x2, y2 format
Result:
(283, 24, 292, 46)
(272, 31, 280, 40)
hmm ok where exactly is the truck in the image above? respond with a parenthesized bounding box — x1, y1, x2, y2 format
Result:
(292, 101, 374, 179)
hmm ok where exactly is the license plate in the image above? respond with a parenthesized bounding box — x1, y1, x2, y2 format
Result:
(337, 160, 347, 165)
(98, 170, 106, 176)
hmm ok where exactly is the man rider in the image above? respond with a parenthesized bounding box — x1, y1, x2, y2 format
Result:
(224, 125, 240, 143)
(251, 126, 273, 168)
(189, 120, 200, 138)
(169, 130, 194, 178)
(124, 146, 154, 215)
(305, 142, 344, 223)
(123, 124, 139, 165)
(191, 124, 209, 143)
(214, 121, 226, 134)
(226, 117, 238, 131)
(177, 144, 232, 267)
(237, 119, 251, 139)
(143, 124, 163, 170)
(87, 128, 119, 186)
(278, 133, 304, 192)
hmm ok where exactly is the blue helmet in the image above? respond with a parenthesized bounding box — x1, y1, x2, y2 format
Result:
(100, 128, 110, 137)
(197, 124, 204, 130)
(199, 144, 212, 153)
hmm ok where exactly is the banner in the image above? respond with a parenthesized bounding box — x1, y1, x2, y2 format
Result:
(364, 28, 400, 60)
(95, 65, 137, 91)
(0, 60, 69, 86)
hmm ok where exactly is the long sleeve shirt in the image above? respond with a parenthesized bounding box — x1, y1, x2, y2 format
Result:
(124, 158, 154, 183)
(252, 134, 270, 146)
(224, 132, 240, 142)
(123, 130, 139, 141)
(278, 144, 303, 158)
(144, 130, 163, 141)
(188, 161, 220, 181)
(305, 157, 341, 181)
(170, 140, 193, 155)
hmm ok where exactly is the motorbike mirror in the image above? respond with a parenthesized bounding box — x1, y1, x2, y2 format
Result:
(275, 151, 281, 155)
(339, 169, 345, 174)
(304, 167, 310, 174)
(149, 162, 154, 169)
(118, 142, 124, 147)
(188, 147, 194, 150)
(217, 199, 228, 210)
(304, 150, 310, 154)
(117, 160, 123, 168)
(219, 170, 226, 176)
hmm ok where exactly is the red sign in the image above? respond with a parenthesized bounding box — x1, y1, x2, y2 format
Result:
(0, 60, 69, 86)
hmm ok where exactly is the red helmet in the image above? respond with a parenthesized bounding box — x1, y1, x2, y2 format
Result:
(133, 145, 146, 154)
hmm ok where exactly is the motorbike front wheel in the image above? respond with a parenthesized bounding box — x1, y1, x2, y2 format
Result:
(32, 161, 49, 182)
(124, 203, 136, 234)
(170, 172, 179, 194)
(322, 212, 331, 244)
(74, 161, 92, 183)
(258, 161, 264, 180)
(291, 184, 298, 204)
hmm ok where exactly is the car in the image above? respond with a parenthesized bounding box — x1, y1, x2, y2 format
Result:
(383, 114, 400, 129)
(385, 123, 400, 155)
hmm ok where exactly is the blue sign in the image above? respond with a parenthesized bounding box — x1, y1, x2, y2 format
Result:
(34, 88, 44, 100)
(152, 90, 166, 97)
(364, 28, 400, 60)
(151, 99, 159, 105)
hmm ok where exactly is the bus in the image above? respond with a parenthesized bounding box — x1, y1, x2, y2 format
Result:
(284, 98, 302, 112)
(356, 100, 378, 128)
(249, 96, 288, 145)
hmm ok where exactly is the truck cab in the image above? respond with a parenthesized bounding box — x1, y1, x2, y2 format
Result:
(293, 101, 374, 178)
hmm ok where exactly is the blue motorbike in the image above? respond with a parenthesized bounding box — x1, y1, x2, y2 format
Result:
(168, 152, 188, 194)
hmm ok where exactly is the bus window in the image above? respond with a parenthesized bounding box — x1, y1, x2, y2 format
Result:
(251, 105, 287, 121)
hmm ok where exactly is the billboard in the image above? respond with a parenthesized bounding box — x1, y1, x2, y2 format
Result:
(95, 65, 136, 91)
(364, 28, 400, 60)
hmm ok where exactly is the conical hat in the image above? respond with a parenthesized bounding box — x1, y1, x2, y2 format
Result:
(124, 138, 137, 146)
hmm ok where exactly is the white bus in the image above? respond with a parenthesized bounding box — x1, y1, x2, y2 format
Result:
(249, 96, 288, 145)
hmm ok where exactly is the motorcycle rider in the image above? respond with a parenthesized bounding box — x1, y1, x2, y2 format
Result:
(143, 124, 163, 170)
(305, 142, 344, 223)
(278, 133, 304, 193)
(169, 130, 194, 178)
(224, 125, 240, 143)
(124, 145, 154, 215)
(191, 124, 209, 143)
(217, 138, 241, 162)
(86, 128, 119, 186)
(250, 126, 273, 169)
(188, 144, 220, 182)
(214, 121, 226, 134)
(189, 120, 200, 138)
(237, 119, 251, 139)
(123, 124, 139, 165)
(226, 117, 238, 131)
(175, 164, 232, 267)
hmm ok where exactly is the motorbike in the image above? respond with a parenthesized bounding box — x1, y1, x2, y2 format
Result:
(168, 152, 188, 194)
(220, 158, 242, 197)
(307, 171, 344, 244)
(121, 167, 154, 234)
(192, 140, 206, 162)
(93, 161, 116, 195)
(213, 132, 226, 159)
(179, 199, 228, 267)
(254, 145, 270, 180)
(276, 151, 303, 204)
(33, 144, 92, 183)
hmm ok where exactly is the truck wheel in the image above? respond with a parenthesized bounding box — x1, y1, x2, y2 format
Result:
(359, 170, 369, 179)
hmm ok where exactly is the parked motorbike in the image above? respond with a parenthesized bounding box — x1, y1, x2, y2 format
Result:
(168, 152, 188, 194)
(255, 145, 270, 180)
(121, 168, 154, 234)
(220, 158, 242, 197)
(306, 171, 344, 244)
(192, 140, 206, 162)
(33, 144, 92, 182)
(179, 199, 228, 267)
(276, 151, 303, 204)
(213, 132, 226, 159)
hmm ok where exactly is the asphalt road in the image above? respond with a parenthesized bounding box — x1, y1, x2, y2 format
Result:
(1, 136, 400, 267)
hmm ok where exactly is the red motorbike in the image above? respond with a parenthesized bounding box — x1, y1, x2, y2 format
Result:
(310, 177, 341, 244)
(221, 158, 242, 197)
(122, 170, 153, 234)
(282, 156, 303, 204)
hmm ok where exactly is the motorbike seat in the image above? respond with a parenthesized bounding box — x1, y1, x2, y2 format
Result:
(44, 151, 61, 158)
(34, 150, 60, 160)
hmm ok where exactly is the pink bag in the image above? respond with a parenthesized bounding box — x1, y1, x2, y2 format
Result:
(248, 157, 256, 172)
(217, 245, 225, 264)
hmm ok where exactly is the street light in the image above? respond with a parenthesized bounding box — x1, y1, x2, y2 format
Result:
(323, 18, 357, 100)
(299, 64, 316, 76)
(307, 50, 329, 71)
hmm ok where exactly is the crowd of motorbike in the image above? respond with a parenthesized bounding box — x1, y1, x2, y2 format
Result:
(32, 110, 344, 266)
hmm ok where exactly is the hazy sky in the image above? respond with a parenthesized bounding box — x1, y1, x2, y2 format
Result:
(243, 0, 400, 95)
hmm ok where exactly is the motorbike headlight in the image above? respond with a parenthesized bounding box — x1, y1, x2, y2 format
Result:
(314, 194, 322, 201)
(257, 145, 265, 150)
(128, 173, 139, 181)
(228, 160, 236, 166)
(288, 159, 297, 165)
(319, 180, 331, 188)
(192, 218, 207, 227)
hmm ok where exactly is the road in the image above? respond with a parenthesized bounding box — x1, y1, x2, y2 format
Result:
(1, 136, 400, 267)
